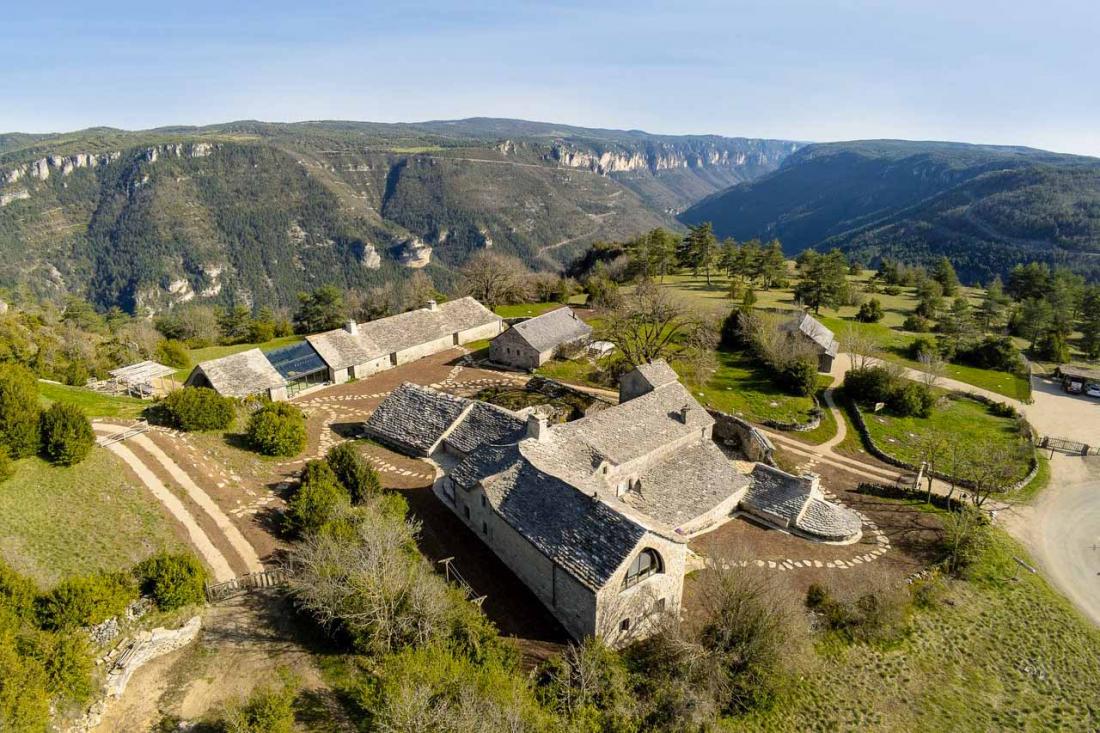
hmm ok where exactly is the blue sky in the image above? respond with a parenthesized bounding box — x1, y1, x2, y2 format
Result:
(3, 1, 1099, 155)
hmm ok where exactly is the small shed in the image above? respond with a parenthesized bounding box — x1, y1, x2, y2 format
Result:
(108, 360, 178, 398)
(784, 313, 839, 373)
(489, 307, 592, 370)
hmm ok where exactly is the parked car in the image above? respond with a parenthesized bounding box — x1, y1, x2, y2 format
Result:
(1067, 380, 1084, 394)
(1086, 384, 1100, 398)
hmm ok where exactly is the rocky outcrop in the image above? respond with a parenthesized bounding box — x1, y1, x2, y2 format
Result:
(1, 145, 215, 191)
(549, 142, 795, 177)
(0, 189, 30, 207)
(359, 243, 381, 269)
(395, 238, 432, 268)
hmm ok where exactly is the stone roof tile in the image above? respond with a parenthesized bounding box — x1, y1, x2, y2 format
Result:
(509, 307, 592, 354)
(363, 383, 471, 456)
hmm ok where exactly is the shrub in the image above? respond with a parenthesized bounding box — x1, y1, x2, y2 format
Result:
(154, 339, 190, 369)
(888, 381, 935, 418)
(902, 314, 931, 332)
(805, 581, 910, 645)
(882, 284, 902, 296)
(246, 320, 276, 344)
(0, 447, 13, 484)
(135, 552, 208, 610)
(36, 572, 137, 630)
(0, 626, 51, 733)
(160, 387, 235, 431)
(39, 403, 94, 466)
(843, 366, 897, 405)
(284, 461, 351, 536)
(325, 443, 381, 504)
(23, 629, 93, 701)
(0, 363, 41, 459)
(246, 402, 306, 457)
(775, 356, 818, 397)
(537, 638, 638, 731)
(907, 336, 938, 361)
(804, 583, 830, 609)
(856, 298, 884, 323)
(218, 672, 298, 733)
(955, 335, 1022, 373)
(0, 559, 37, 620)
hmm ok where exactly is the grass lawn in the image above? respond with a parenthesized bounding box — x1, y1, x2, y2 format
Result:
(861, 394, 1032, 481)
(177, 334, 305, 379)
(783, 385, 838, 445)
(739, 527, 1100, 731)
(534, 357, 605, 389)
(693, 350, 818, 425)
(38, 380, 147, 419)
(493, 295, 587, 320)
(0, 451, 183, 586)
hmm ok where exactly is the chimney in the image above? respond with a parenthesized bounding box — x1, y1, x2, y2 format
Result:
(344, 319, 358, 336)
(427, 299, 438, 312)
(525, 413, 548, 442)
(679, 404, 692, 424)
(570, 310, 577, 320)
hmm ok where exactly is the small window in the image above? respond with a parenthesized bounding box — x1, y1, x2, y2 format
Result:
(480, 495, 486, 507)
(653, 598, 666, 614)
(463, 505, 470, 520)
(623, 548, 663, 589)
(482, 521, 488, 535)
(619, 618, 631, 632)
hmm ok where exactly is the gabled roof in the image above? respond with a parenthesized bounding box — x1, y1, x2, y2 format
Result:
(630, 360, 679, 391)
(360, 298, 500, 356)
(266, 341, 328, 379)
(792, 313, 839, 357)
(508, 307, 592, 353)
(444, 402, 526, 455)
(307, 328, 382, 370)
(363, 383, 471, 455)
(189, 349, 284, 398)
(457, 444, 648, 591)
(623, 441, 752, 527)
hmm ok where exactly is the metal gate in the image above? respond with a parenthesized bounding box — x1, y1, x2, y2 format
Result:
(1039, 436, 1090, 456)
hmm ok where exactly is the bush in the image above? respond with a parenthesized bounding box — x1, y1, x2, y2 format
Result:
(0, 447, 13, 484)
(0, 558, 37, 620)
(804, 581, 910, 645)
(23, 629, 93, 701)
(154, 339, 190, 369)
(902, 314, 931, 332)
(36, 572, 137, 630)
(217, 672, 298, 733)
(907, 336, 938, 361)
(842, 366, 897, 405)
(326, 443, 381, 503)
(955, 335, 1022, 373)
(134, 552, 208, 610)
(887, 381, 935, 418)
(284, 461, 350, 536)
(856, 298, 884, 323)
(160, 387, 235, 432)
(0, 363, 41, 459)
(882, 285, 902, 296)
(0, 627, 51, 732)
(246, 402, 306, 457)
(775, 356, 818, 397)
(39, 403, 94, 466)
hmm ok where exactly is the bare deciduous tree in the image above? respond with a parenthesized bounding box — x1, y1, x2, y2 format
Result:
(841, 324, 880, 371)
(917, 350, 946, 389)
(600, 282, 710, 368)
(459, 251, 532, 307)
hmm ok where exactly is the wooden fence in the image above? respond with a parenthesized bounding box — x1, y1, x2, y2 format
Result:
(205, 569, 288, 602)
(438, 557, 486, 607)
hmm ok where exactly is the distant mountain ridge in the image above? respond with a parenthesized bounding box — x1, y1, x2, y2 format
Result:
(0, 118, 798, 312)
(680, 139, 1100, 283)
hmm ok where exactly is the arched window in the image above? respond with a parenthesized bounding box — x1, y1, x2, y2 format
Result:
(623, 548, 663, 589)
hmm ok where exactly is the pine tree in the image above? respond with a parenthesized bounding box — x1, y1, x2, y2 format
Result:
(759, 240, 787, 289)
(1080, 286, 1100, 359)
(932, 257, 960, 296)
(794, 250, 848, 314)
(681, 223, 720, 286)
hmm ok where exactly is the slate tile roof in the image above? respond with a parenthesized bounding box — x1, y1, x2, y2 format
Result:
(795, 498, 862, 542)
(791, 313, 839, 358)
(307, 328, 382, 370)
(462, 444, 647, 591)
(444, 402, 526, 456)
(632, 360, 679, 390)
(743, 464, 861, 542)
(360, 297, 500, 355)
(189, 349, 285, 398)
(554, 380, 713, 466)
(622, 441, 751, 527)
(508, 307, 592, 354)
(363, 383, 471, 456)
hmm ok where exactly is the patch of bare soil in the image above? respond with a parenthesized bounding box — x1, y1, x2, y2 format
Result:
(94, 592, 353, 732)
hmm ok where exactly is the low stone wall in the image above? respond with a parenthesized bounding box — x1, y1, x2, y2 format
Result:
(846, 397, 1039, 493)
(762, 394, 823, 432)
(708, 408, 776, 465)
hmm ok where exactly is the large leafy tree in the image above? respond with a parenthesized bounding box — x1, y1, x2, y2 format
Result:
(294, 285, 347, 334)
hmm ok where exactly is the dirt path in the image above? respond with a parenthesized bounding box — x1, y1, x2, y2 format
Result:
(96, 432, 235, 582)
(127, 432, 264, 574)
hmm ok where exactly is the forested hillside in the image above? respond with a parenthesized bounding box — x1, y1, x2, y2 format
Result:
(0, 119, 796, 313)
(680, 140, 1100, 283)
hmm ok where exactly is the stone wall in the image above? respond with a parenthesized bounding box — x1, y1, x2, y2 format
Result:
(458, 320, 504, 344)
(394, 334, 456, 366)
(596, 533, 686, 647)
(762, 394, 823, 432)
(707, 408, 776, 465)
(489, 328, 541, 370)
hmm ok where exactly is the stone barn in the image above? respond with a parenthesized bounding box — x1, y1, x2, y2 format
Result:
(364, 360, 863, 645)
(490, 307, 592, 370)
(785, 312, 840, 373)
(185, 348, 288, 401)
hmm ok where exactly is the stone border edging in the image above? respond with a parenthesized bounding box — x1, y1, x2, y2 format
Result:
(763, 393, 824, 432)
(845, 395, 1039, 493)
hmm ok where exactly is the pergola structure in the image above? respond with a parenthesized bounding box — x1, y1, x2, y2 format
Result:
(108, 360, 179, 398)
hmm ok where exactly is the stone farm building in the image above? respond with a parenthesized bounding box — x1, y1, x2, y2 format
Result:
(785, 312, 840, 373)
(364, 360, 861, 644)
(489, 306, 593, 370)
(185, 298, 502, 399)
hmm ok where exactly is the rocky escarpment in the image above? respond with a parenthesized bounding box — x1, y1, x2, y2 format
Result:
(0, 142, 215, 187)
(548, 140, 799, 176)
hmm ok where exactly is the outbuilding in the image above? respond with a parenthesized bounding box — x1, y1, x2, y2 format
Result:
(489, 307, 592, 370)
